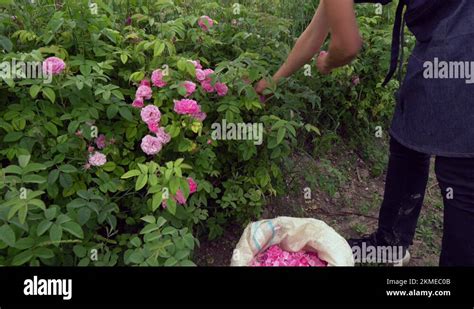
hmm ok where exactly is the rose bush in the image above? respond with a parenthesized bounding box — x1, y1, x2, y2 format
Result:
(0, 0, 307, 266)
(0, 0, 404, 266)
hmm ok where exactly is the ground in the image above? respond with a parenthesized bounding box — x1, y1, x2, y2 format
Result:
(194, 138, 444, 266)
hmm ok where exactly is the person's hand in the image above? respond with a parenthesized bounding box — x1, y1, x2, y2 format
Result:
(255, 79, 270, 95)
(316, 51, 332, 75)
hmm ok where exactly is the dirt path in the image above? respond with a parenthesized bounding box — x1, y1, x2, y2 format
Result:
(195, 146, 443, 266)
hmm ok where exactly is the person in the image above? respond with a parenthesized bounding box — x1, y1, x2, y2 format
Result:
(255, 0, 474, 266)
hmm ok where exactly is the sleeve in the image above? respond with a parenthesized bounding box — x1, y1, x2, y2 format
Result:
(354, 0, 393, 4)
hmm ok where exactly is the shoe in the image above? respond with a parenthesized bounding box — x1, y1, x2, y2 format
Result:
(348, 232, 410, 266)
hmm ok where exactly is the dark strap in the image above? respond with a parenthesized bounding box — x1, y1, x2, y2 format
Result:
(382, 0, 407, 86)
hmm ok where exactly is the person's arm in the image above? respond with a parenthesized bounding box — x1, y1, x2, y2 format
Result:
(317, 0, 363, 74)
(256, 0, 362, 93)
(255, 0, 330, 93)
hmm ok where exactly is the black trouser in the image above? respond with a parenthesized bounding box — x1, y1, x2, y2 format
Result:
(377, 137, 474, 266)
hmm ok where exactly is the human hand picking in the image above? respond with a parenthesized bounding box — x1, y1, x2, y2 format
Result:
(316, 51, 332, 75)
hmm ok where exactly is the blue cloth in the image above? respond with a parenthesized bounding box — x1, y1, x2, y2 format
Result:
(356, 0, 474, 157)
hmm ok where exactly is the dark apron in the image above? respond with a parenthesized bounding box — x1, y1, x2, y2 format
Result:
(356, 0, 474, 157)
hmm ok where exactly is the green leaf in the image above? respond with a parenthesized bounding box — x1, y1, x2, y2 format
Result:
(119, 107, 134, 122)
(48, 169, 60, 185)
(29, 84, 42, 98)
(73, 245, 87, 258)
(183, 234, 195, 249)
(3, 132, 23, 142)
(12, 250, 33, 266)
(0, 35, 13, 52)
(59, 164, 78, 173)
(140, 215, 156, 224)
(23, 174, 46, 184)
(44, 122, 58, 136)
(164, 256, 178, 266)
(3, 165, 22, 174)
(106, 104, 119, 119)
(62, 221, 84, 239)
(166, 198, 177, 216)
(59, 173, 73, 188)
(37, 220, 53, 236)
(42, 88, 56, 103)
(121, 169, 141, 179)
(151, 193, 163, 212)
(34, 247, 54, 259)
(276, 127, 286, 145)
(153, 40, 165, 57)
(0, 224, 16, 246)
(49, 223, 63, 243)
(135, 174, 148, 191)
(18, 154, 31, 168)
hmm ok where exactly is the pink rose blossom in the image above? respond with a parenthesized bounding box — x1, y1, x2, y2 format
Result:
(182, 81, 196, 97)
(88, 152, 107, 167)
(132, 97, 144, 108)
(95, 134, 106, 149)
(188, 177, 198, 194)
(190, 60, 202, 70)
(250, 245, 328, 267)
(148, 122, 159, 133)
(215, 82, 228, 96)
(136, 85, 153, 100)
(198, 16, 214, 31)
(175, 190, 187, 205)
(140, 105, 161, 124)
(352, 75, 360, 86)
(156, 127, 171, 144)
(201, 79, 215, 93)
(140, 79, 151, 87)
(42, 57, 66, 75)
(141, 135, 162, 155)
(151, 69, 167, 88)
(196, 68, 214, 81)
(88, 146, 95, 153)
(191, 112, 207, 122)
(174, 99, 201, 115)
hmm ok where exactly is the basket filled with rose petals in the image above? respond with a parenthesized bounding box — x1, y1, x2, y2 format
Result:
(231, 217, 354, 267)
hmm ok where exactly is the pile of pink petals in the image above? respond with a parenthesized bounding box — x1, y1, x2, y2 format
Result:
(250, 245, 328, 267)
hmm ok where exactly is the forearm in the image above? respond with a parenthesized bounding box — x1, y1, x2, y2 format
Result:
(324, 0, 362, 69)
(273, 2, 329, 81)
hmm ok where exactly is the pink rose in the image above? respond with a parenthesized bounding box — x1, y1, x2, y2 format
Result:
(88, 152, 107, 167)
(175, 190, 187, 205)
(198, 16, 214, 31)
(136, 85, 153, 100)
(173, 99, 201, 115)
(140, 105, 161, 125)
(201, 79, 215, 93)
(182, 81, 196, 97)
(192, 112, 207, 122)
(188, 177, 198, 194)
(190, 60, 202, 70)
(132, 97, 144, 108)
(148, 122, 159, 133)
(151, 69, 167, 88)
(196, 68, 214, 81)
(156, 127, 171, 145)
(215, 82, 228, 96)
(141, 135, 162, 155)
(95, 134, 106, 149)
(42, 57, 66, 75)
